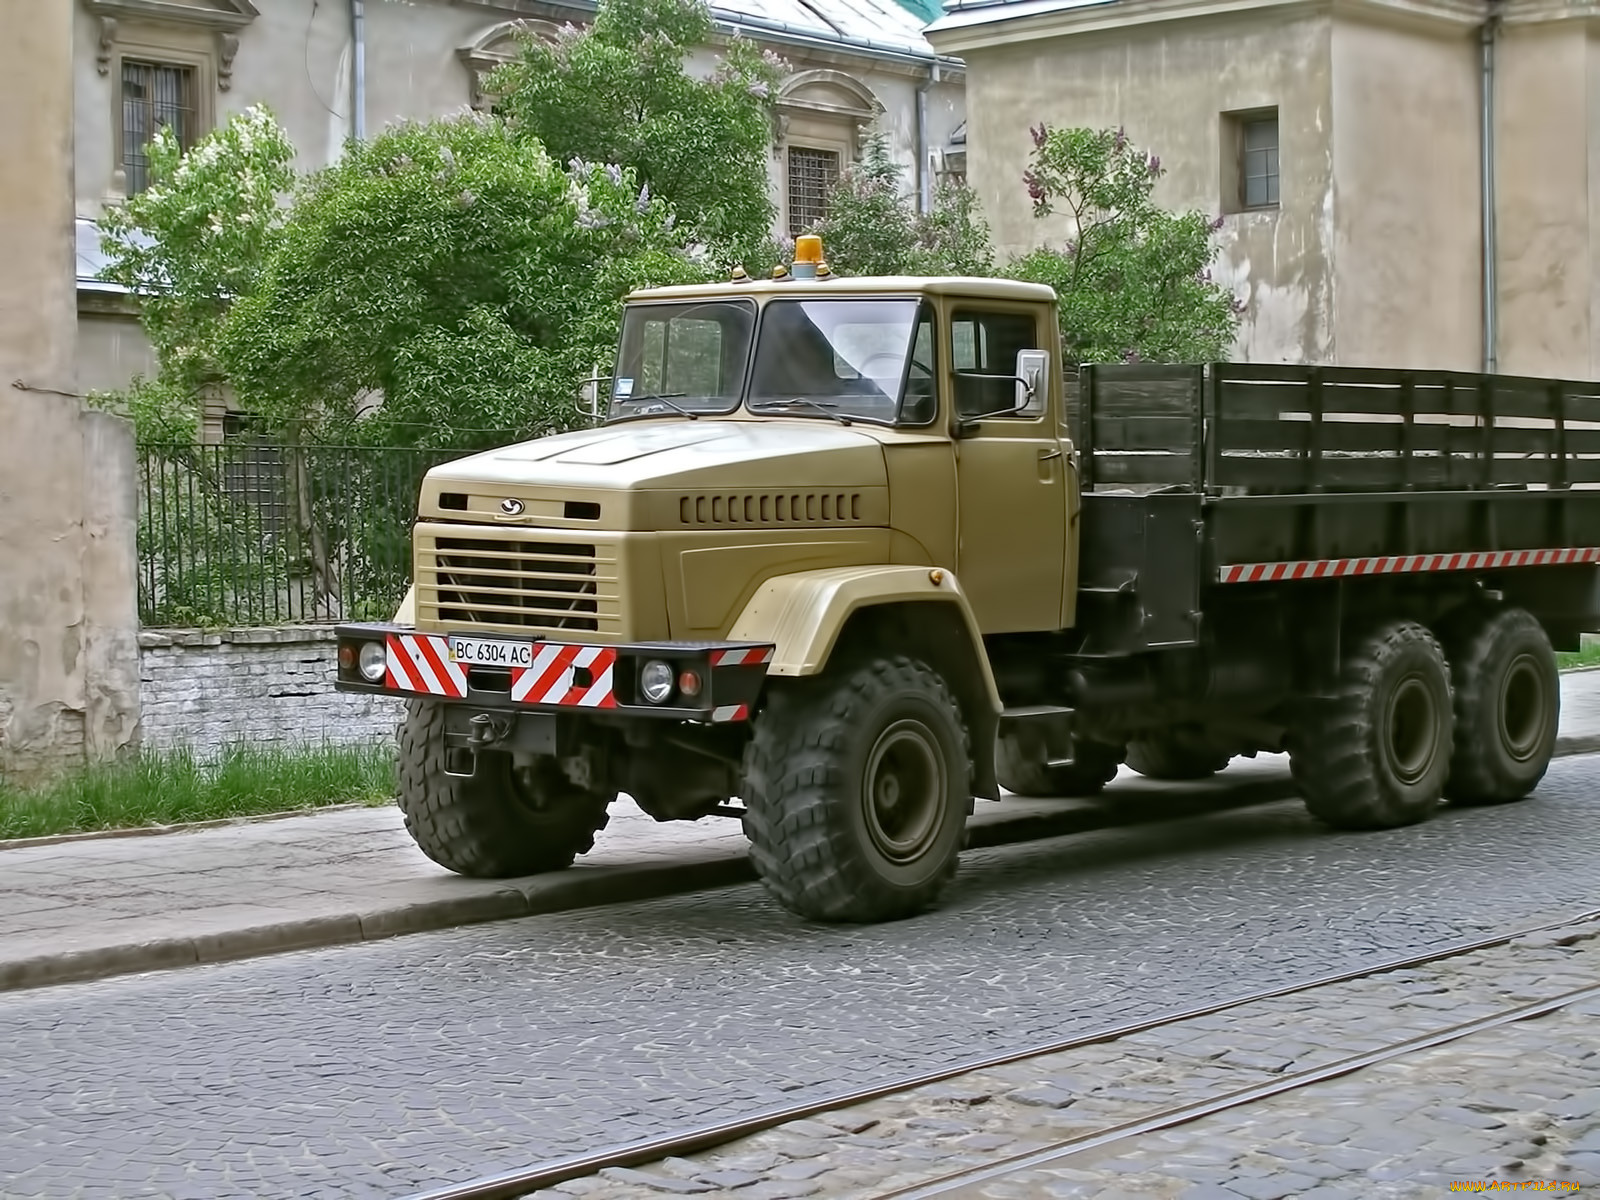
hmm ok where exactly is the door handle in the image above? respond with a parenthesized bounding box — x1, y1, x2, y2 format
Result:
(1038, 447, 1063, 461)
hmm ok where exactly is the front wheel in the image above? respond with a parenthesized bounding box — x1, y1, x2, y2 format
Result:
(742, 656, 972, 923)
(1290, 621, 1454, 831)
(397, 700, 614, 878)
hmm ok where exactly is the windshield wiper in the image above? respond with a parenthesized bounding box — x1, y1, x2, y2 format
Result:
(620, 393, 698, 419)
(758, 398, 852, 426)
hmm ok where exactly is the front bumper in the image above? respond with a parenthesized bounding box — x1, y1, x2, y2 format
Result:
(332, 624, 772, 723)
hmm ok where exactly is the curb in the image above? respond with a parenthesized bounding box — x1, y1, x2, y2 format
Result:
(0, 803, 376, 852)
(0, 783, 1295, 996)
(5, 741, 1597, 995)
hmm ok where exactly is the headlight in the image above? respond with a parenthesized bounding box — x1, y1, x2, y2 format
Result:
(640, 660, 674, 704)
(358, 641, 388, 683)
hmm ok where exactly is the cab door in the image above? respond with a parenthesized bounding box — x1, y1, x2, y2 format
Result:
(948, 304, 1066, 634)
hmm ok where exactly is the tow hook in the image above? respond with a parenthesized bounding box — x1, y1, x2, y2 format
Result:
(468, 712, 511, 747)
(443, 713, 512, 778)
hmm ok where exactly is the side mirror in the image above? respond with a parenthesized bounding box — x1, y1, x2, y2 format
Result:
(578, 371, 609, 424)
(1015, 349, 1048, 417)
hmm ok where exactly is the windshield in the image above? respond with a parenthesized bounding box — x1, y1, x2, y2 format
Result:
(748, 299, 934, 425)
(609, 300, 755, 418)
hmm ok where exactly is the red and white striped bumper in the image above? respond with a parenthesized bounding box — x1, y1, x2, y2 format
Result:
(1218, 545, 1600, 585)
(336, 627, 774, 723)
(385, 633, 619, 709)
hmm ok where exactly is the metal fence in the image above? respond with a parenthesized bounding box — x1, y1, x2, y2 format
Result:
(137, 442, 475, 627)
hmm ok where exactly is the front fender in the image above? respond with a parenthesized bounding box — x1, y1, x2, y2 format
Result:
(727, 565, 1001, 712)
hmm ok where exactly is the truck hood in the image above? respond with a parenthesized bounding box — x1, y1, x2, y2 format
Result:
(428, 419, 889, 492)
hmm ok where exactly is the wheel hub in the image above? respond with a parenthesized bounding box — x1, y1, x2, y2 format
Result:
(1385, 674, 1439, 785)
(1498, 654, 1546, 762)
(862, 719, 945, 864)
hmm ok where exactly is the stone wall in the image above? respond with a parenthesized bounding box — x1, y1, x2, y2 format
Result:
(138, 628, 403, 755)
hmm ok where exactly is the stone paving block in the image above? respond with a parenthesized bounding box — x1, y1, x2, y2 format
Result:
(1224, 1171, 1327, 1199)
(1006, 1085, 1079, 1109)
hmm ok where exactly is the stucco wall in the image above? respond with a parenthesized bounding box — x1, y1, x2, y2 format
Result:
(1, 0, 141, 783)
(76, 303, 159, 397)
(932, 0, 1599, 379)
(1329, 16, 1482, 371)
(138, 629, 403, 754)
(948, 10, 1336, 364)
(1494, 24, 1597, 380)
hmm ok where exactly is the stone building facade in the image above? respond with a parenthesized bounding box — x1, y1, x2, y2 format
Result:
(73, 0, 967, 420)
(927, 0, 1600, 379)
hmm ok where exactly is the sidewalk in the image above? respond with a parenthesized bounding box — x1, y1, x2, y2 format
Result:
(4, 671, 1598, 995)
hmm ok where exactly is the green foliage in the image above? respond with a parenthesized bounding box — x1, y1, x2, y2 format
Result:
(221, 113, 710, 449)
(0, 743, 395, 839)
(488, 0, 781, 270)
(1010, 125, 1241, 366)
(94, 106, 295, 441)
(816, 127, 1238, 367)
(815, 135, 993, 278)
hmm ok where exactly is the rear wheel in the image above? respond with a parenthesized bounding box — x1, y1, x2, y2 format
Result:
(1125, 734, 1232, 781)
(1441, 607, 1558, 805)
(396, 700, 614, 878)
(995, 725, 1122, 797)
(742, 656, 971, 922)
(1291, 621, 1453, 831)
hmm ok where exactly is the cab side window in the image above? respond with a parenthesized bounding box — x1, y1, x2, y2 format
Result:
(951, 309, 1039, 419)
(902, 307, 937, 424)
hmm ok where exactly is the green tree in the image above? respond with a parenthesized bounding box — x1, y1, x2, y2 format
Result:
(220, 113, 710, 450)
(1009, 124, 1241, 365)
(94, 105, 296, 441)
(489, 0, 782, 269)
(815, 134, 992, 278)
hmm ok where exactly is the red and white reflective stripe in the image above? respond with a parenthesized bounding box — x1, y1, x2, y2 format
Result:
(711, 704, 750, 723)
(386, 633, 467, 698)
(509, 644, 617, 709)
(1218, 546, 1600, 585)
(710, 646, 775, 667)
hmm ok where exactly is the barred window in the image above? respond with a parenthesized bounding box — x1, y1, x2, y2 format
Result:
(122, 61, 195, 195)
(787, 146, 840, 237)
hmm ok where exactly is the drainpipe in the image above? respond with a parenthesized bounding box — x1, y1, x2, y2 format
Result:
(916, 62, 939, 214)
(350, 0, 367, 143)
(1480, 0, 1503, 374)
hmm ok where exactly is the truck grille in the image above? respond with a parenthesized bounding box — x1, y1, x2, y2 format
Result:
(414, 529, 620, 636)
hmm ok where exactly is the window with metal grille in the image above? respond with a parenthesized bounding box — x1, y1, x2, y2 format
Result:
(787, 146, 840, 237)
(122, 61, 195, 195)
(1240, 114, 1279, 209)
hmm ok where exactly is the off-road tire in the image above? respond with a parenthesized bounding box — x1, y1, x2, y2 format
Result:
(742, 656, 972, 923)
(396, 700, 613, 878)
(1124, 736, 1232, 781)
(1290, 621, 1454, 831)
(1440, 607, 1559, 806)
(995, 725, 1121, 797)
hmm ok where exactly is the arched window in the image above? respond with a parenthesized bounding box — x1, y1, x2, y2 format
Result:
(774, 70, 884, 237)
(456, 19, 563, 111)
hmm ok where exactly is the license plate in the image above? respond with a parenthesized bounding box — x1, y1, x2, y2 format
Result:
(446, 636, 536, 668)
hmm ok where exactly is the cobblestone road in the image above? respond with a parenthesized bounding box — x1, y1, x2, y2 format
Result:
(554, 923, 1600, 1200)
(4, 757, 1600, 1199)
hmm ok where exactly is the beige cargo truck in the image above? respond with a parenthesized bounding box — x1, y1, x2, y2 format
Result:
(335, 236, 1600, 922)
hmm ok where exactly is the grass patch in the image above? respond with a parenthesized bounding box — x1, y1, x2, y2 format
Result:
(1559, 633, 1600, 672)
(0, 742, 396, 841)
